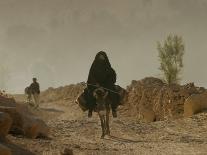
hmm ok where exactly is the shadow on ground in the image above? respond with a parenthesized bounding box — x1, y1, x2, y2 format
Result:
(105, 135, 147, 143)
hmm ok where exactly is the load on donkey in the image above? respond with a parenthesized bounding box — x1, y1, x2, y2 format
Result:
(76, 51, 127, 138)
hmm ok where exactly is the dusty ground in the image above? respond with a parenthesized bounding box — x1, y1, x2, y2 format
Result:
(8, 98, 207, 155)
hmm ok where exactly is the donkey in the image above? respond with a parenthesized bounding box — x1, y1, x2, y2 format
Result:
(76, 85, 127, 138)
(93, 87, 111, 139)
(24, 86, 33, 106)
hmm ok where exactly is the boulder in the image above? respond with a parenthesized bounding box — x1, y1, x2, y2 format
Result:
(184, 92, 207, 117)
(23, 116, 49, 139)
(0, 106, 24, 135)
(0, 106, 49, 139)
(1, 142, 35, 155)
(0, 144, 11, 155)
(61, 148, 74, 155)
(0, 112, 12, 140)
(138, 104, 156, 123)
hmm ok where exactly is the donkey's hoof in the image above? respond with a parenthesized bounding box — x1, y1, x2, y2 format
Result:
(106, 130, 110, 136)
(106, 132, 110, 136)
(112, 111, 117, 118)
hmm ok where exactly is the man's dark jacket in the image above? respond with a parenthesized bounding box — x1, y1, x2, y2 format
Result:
(30, 82, 40, 94)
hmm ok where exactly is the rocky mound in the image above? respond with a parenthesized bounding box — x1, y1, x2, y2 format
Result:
(124, 77, 206, 122)
(23, 78, 207, 123)
(40, 83, 85, 105)
(0, 94, 49, 155)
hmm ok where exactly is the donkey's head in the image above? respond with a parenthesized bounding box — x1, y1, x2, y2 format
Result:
(93, 88, 108, 101)
(93, 88, 108, 114)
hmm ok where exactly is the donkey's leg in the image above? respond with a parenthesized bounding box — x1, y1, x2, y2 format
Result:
(105, 109, 110, 135)
(103, 115, 108, 137)
(103, 115, 107, 136)
(99, 115, 105, 139)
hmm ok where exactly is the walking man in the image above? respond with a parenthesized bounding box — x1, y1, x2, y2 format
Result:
(29, 78, 40, 108)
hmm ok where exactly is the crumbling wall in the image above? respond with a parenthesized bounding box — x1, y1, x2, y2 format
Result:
(40, 83, 85, 103)
(125, 77, 205, 122)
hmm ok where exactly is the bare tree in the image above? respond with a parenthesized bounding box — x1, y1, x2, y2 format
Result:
(157, 35, 185, 85)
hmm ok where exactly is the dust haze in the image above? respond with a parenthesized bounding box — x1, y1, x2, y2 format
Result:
(0, 0, 207, 93)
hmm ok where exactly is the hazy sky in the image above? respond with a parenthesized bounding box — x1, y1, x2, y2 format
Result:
(0, 0, 207, 93)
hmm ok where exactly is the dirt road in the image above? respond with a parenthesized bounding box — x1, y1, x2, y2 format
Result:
(8, 100, 207, 155)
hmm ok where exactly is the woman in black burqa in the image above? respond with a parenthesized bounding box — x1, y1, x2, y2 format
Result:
(84, 51, 120, 118)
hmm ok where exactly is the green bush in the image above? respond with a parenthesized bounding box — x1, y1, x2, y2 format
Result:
(157, 35, 185, 85)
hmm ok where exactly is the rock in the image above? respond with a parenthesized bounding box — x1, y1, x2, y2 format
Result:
(2, 142, 35, 155)
(0, 106, 49, 139)
(139, 104, 156, 123)
(0, 106, 24, 135)
(0, 143, 11, 155)
(23, 116, 49, 139)
(61, 148, 74, 155)
(0, 112, 12, 140)
(184, 92, 207, 117)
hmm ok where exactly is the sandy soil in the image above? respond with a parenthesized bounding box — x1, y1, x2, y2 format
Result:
(8, 100, 207, 155)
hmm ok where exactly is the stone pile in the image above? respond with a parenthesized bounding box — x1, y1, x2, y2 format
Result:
(40, 82, 85, 104)
(0, 94, 49, 154)
(125, 77, 206, 122)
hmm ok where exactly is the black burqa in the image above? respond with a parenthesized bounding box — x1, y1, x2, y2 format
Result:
(84, 51, 119, 111)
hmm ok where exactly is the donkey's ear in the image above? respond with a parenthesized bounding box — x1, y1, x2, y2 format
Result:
(93, 91, 97, 98)
(104, 91, 108, 99)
